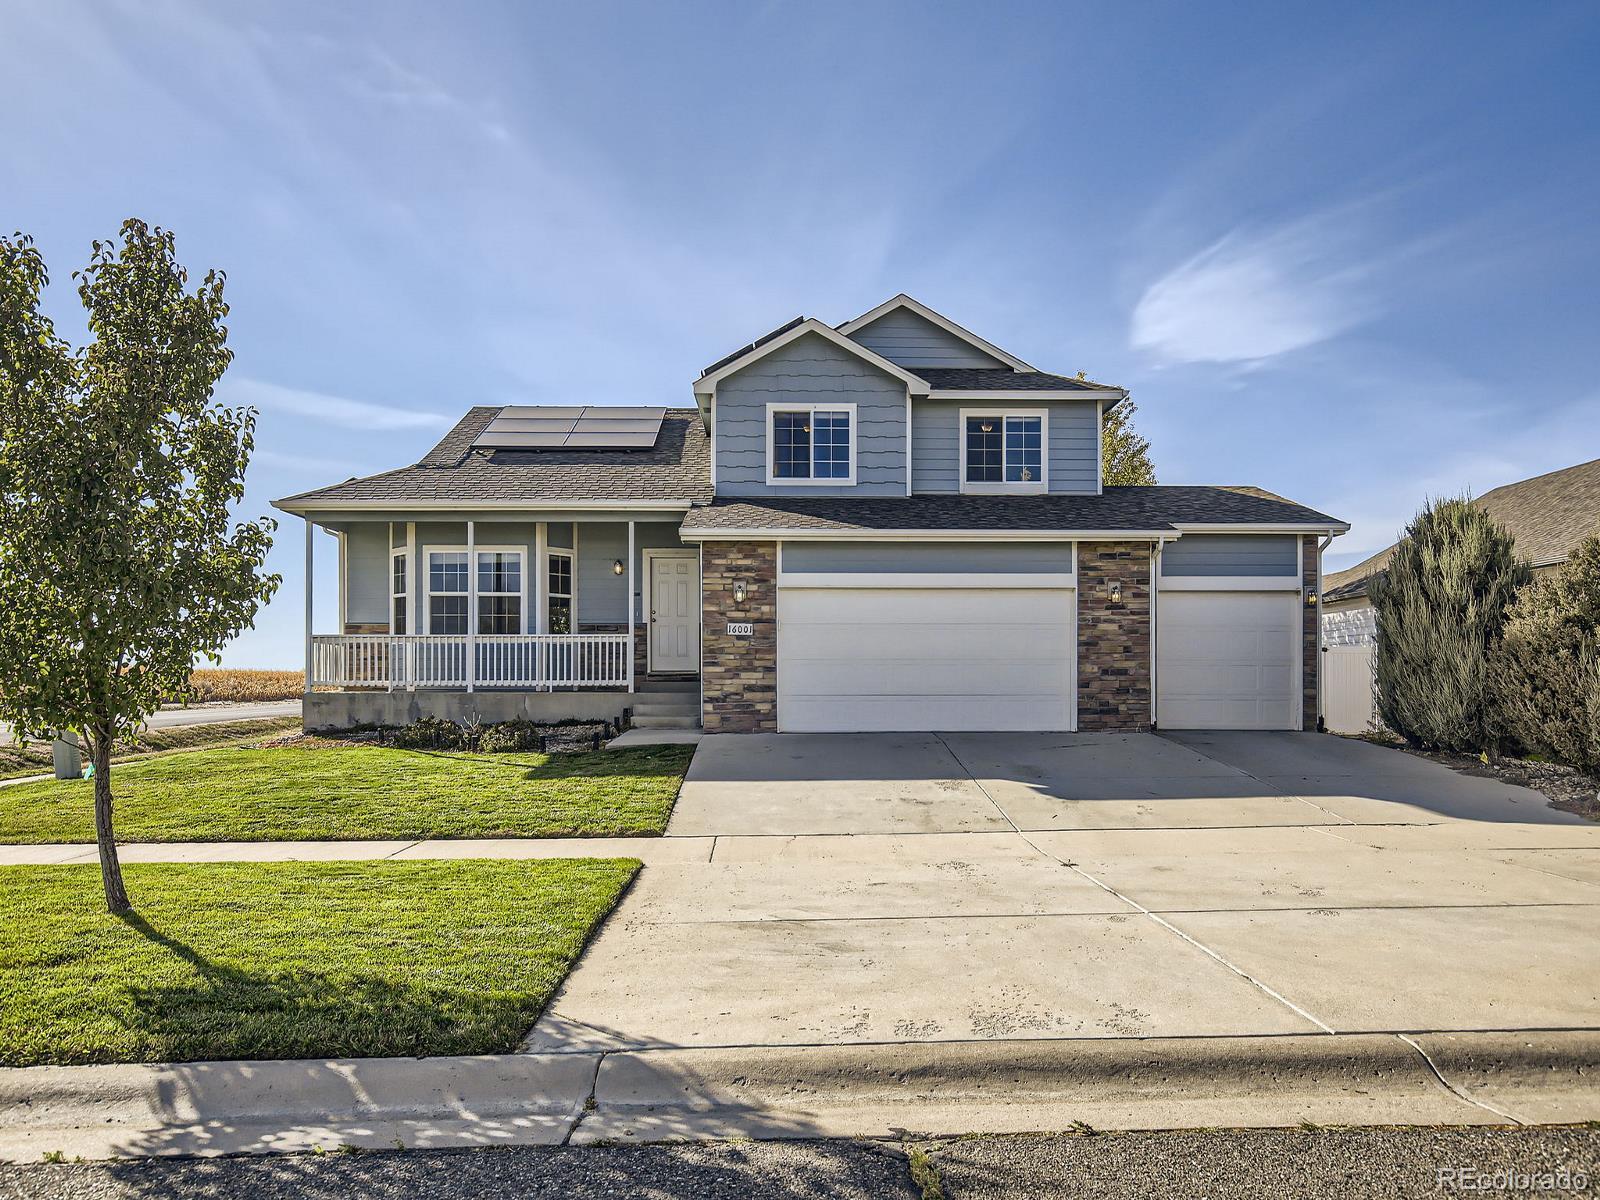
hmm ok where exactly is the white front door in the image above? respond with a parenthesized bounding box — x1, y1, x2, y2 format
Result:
(649, 553, 700, 673)
(1156, 591, 1300, 729)
(777, 585, 1077, 732)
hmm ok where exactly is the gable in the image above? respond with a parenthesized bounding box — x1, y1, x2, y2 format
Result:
(846, 307, 1011, 370)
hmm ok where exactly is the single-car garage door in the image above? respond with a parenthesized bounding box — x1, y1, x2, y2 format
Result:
(1156, 591, 1299, 729)
(778, 586, 1076, 732)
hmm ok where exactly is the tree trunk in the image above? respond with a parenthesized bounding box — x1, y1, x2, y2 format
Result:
(88, 724, 131, 914)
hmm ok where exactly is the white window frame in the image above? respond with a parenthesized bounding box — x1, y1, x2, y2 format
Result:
(424, 545, 527, 636)
(765, 402, 858, 486)
(546, 547, 575, 634)
(390, 547, 409, 635)
(959, 406, 1049, 495)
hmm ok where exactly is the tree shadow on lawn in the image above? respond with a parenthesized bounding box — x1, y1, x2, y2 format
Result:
(108, 912, 542, 1065)
(403, 743, 695, 784)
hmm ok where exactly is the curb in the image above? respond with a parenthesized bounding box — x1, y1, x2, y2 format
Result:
(2, 1032, 1595, 1162)
(577, 1031, 1600, 1143)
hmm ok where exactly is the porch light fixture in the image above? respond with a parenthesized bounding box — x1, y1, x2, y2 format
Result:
(1108, 580, 1123, 604)
(1304, 587, 1319, 607)
(612, 558, 624, 575)
(732, 579, 749, 604)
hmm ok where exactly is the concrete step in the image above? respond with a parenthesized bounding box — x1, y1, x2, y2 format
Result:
(636, 679, 699, 694)
(632, 701, 701, 718)
(631, 715, 702, 730)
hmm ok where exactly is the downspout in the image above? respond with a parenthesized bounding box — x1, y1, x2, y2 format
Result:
(1149, 537, 1164, 729)
(1316, 534, 1333, 732)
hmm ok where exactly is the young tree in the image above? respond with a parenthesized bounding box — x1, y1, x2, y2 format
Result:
(1491, 535, 1600, 773)
(0, 221, 278, 913)
(1370, 496, 1528, 754)
(1101, 396, 1156, 486)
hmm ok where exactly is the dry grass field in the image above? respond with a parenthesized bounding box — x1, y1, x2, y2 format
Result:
(180, 669, 303, 702)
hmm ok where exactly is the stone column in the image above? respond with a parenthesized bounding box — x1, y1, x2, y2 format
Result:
(1077, 541, 1153, 732)
(700, 541, 778, 733)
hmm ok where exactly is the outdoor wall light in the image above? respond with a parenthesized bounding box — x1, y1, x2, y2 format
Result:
(1108, 580, 1123, 604)
(612, 559, 624, 576)
(732, 579, 749, 604)
(1304, 588, 1319, 607)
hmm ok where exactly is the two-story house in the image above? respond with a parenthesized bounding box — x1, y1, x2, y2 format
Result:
(274, 295, 1348, 734)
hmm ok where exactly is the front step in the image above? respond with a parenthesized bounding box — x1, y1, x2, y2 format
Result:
(633, 700, 700, 718)
(631, 714, 702, 729)
(636, 678, 699, 694)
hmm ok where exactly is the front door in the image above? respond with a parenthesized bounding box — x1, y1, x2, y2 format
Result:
(648, 553, 700, 673)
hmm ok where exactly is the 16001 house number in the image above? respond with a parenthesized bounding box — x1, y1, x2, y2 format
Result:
(725, 622, 755, 637)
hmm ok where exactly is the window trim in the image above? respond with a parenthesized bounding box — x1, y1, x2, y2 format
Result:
(764, 402, 858, 487)
(423, 544, 527, 636)
(959, 406, 1049, 495)
(390, 547, 408, 635)
(546, 547, 575, 634)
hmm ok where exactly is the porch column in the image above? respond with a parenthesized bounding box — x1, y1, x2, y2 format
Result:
(535, 522, 549, 635)
(303, 518, 313, 695)
(386, 521, 395, 694)
(626, 519, 636, 692)
(466, 518, 477, 693)
(405, 521, 417, 691)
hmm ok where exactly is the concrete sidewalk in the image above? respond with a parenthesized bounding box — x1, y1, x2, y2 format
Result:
(0, 836, 713, 866)
(3, 1030, 1596, 1161)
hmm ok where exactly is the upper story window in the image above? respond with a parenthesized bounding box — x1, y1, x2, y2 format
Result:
(961, 409, 1046, 494)
(767, 403, 856, 486)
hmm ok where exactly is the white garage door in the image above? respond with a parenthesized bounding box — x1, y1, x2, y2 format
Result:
(1157, 591, 1299, 730)
(778, 586, 1076, 732)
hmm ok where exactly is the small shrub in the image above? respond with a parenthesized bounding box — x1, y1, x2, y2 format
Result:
(388, 717, 472, 751)
(1371, 496, 1529, 753)
(478, 720, 545, 754)
(1491, 535, 1600, 773)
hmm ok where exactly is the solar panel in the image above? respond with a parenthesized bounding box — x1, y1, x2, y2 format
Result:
(473, 405, 666, 450)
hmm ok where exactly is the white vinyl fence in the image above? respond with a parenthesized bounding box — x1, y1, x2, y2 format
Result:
(1323, 643, 1379, 734)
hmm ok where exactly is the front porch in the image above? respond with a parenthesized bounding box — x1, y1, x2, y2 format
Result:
(298, 509, 702, 730)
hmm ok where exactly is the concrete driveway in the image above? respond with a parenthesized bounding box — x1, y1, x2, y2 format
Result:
(527, 731, 1600, 1053)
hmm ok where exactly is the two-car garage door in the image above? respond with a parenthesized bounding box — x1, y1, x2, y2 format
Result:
(778, 586, 1076, 732)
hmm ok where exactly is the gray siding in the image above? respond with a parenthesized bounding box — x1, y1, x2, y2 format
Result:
(911, 398, 1099, 495)
(343, 524, 391, 624)
(1162, 534, 1298, 577)
(847, 308, 1007, 369)
(574, 521, 686, 625)
(715, 332, 906, 498)
(782, 541, 1073, 574)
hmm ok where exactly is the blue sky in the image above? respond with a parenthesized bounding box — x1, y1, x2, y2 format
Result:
(5, 2, 1598, 667)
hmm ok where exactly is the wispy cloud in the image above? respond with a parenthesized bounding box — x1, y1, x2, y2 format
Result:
(1130, 211, 1381, 366)
(221, 377, 449, 431)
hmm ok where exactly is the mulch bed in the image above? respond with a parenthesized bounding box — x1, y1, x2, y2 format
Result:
(258, 721, 615, 754)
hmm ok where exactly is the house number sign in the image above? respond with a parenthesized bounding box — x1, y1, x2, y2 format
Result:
(726, 621, 755, 637)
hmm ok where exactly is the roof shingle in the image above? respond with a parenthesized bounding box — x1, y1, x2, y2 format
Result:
(917, 368, 1109, 392)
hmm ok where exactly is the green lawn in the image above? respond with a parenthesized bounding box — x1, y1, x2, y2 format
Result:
(0, 716, 303, 781)
(0, 859, 637, 1066)
(0, 743, 694, 843)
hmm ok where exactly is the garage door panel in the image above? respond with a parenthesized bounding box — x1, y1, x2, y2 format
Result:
(779, 585, 1075, 733)
(1157, 591, 1298, 731)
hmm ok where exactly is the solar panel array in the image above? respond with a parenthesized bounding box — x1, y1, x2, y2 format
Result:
(473, 406, 666, 450)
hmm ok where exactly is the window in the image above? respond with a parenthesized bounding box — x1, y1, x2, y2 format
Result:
(962, 411, 1046, 493)
(547, 551, 573, 633)
(391, 551, 407, 634)
(768, 404, 855, 484)
(426, 547, 524, 635)
(477, 551, 522, 634)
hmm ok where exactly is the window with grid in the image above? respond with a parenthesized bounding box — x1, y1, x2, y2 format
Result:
(548, 552, 573, 634)
(391, 552, 408, 634)
(965, 415, 1043, 487)
(771, 407, 852, 481)
(476, 551, 522, 634)
(427, 551, 469, 635)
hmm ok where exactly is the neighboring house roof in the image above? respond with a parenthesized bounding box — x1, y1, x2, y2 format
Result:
(273, 407, 713, 511)
(835, 293, 1037, 372)
(679, 486, 1344, 538)
(1324, 456, 1600, 603)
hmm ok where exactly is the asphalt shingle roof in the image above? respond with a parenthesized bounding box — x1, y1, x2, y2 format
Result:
(1324, 457, 1600, 602)
(917, 368, 1109, 392)
(679, 487, 1343, 536)
(274, 407, 713, 508)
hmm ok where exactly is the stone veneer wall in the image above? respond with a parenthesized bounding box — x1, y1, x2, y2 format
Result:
(700, 541, 778, 733)
(1078, 541, 1153, 731)
(1303, 534, 1320, 731)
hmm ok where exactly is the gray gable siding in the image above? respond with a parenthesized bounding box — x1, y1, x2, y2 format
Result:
(846, 308, 1008, 369)
(1162, 534, 1299, 576)
(715, 332, 906, 498)
(782, 540, 1074, 574)
(911, 398, 1099, 495)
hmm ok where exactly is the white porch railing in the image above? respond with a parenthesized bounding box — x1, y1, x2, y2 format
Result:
(311, 634, 631, 691)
